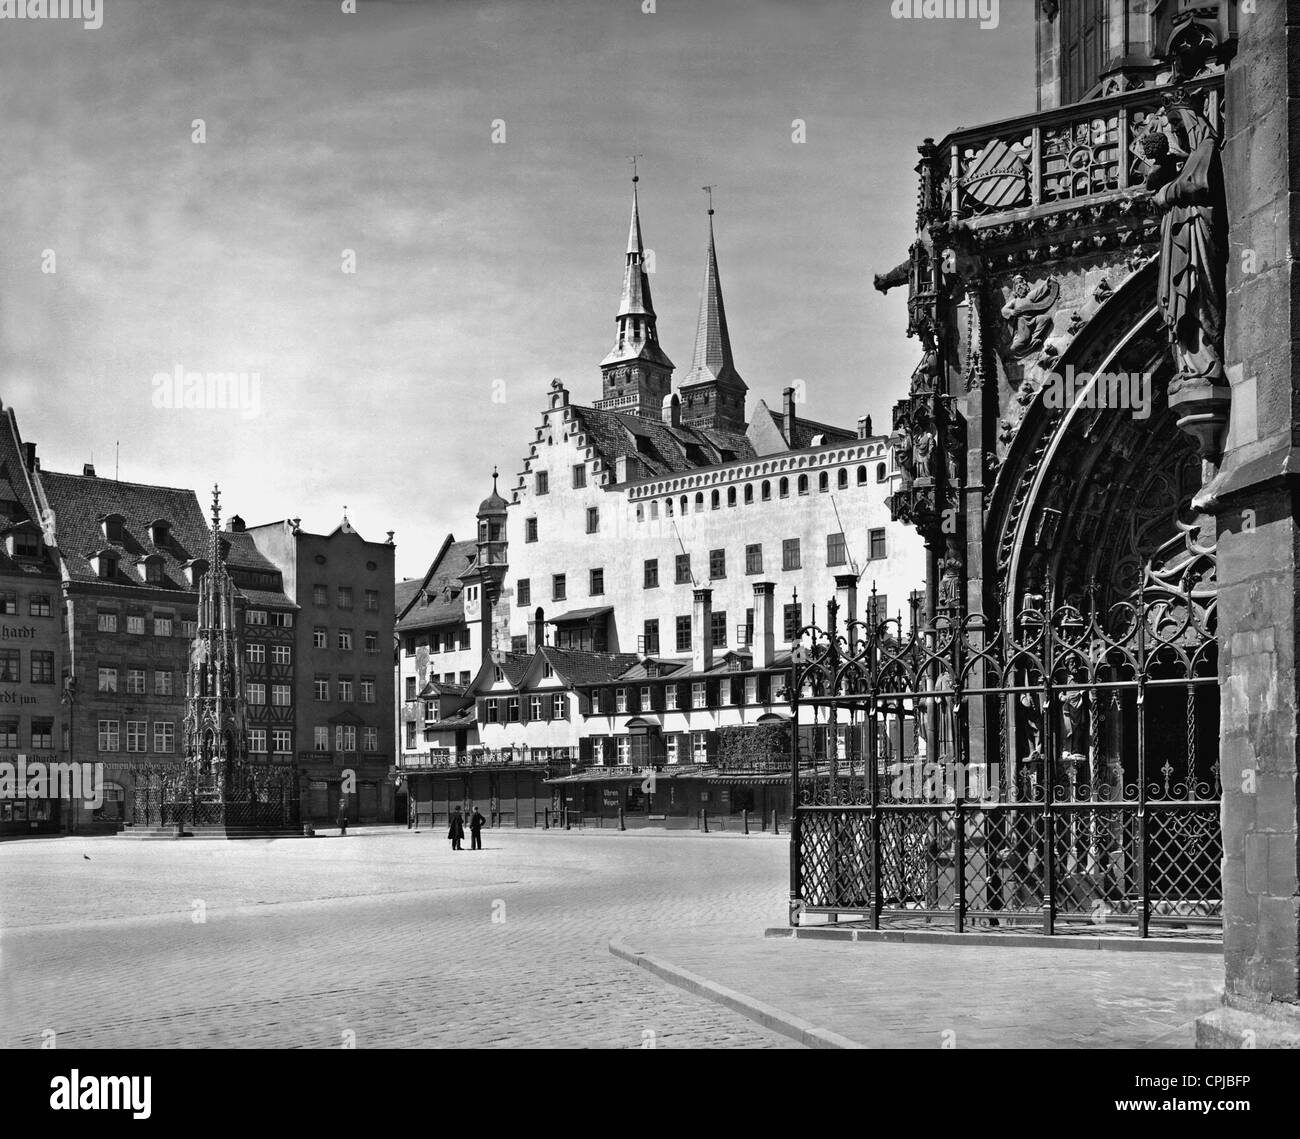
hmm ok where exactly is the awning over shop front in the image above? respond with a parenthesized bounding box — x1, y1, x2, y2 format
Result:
(546, 606, 614, 625)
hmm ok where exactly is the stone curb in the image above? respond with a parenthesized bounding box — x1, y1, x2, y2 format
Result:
(608, 937, 864, 1049)
(763, 926, 1222, 954)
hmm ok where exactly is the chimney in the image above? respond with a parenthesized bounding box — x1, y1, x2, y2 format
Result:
(662, 392, 681, 428)
(857, 415, 872, 439)
(615, 455, 638, 483)
(752, 582, 776, 670)
(23, 442, 36, 471)
(836, 574, 859, 651)
(782, 387, 796, 446)
(692, 588, 713, 673)
(527, 608, 545, 654)
(229, 514, 245, 533)
(83, 462, 96, 477)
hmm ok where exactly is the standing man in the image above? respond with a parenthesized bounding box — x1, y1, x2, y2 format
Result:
(337, 795, 348, 837)
(469, 804, 485, 851)
(448, 806, 464, 851)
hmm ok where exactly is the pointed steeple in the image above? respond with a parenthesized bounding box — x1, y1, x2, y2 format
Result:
(599, 167, 674, 418)
(679, 190, 747, 434)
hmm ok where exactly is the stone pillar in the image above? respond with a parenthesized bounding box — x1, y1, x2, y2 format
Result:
(1196, 0, 1300, 1050)
(692, 588, 713, 674)
(835, 574, 859, 651)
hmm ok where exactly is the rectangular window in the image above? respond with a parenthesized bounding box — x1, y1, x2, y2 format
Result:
(31, 719, 54, 750)
(675, 554, 691, 584)
(693, 731, 710, 764)
(617, 737, 631, 765)
(0, 719, 17, 748)
(586, 507, 599, 534)
(552, 574, 566, 602)
(338, 588, 353, 610)
(643, 559, 659, 589)
(125, 720, 147, 753)
(271, 644, 291, 666)
(642, 619, 660, 655)
(486, 698, 500, 724)
(30, 651, 55, 684)
(530, 695, 544, 720)
(572, 464, 586, 488)
(711, 611, 727, 648)
(867, 594, 889, 627)
(272, 728, 292, 754)
(675, 615, 691, 653)
(315, 677, 330, 701)
(507, 697, 520, 723)
(784, 603, 803, 643)
(692, 682, 707, 709)
(313, 585, 328, 606)
(525, 518, 538, 543)
(97, 720, 119, 753)
(248, 729, 268, 754)
(360, 678, 376, 704)
(404, 676, 416, 701)
(405, 721, 416, 748)
(0, 591, 15, 615)
(745, 544, 763, 575)
(365, 589, 379, 612)
(247, 683, 266, 705)
(272, 683, 292, 707)
(590, 568, 604, 596)
(552, 693, 565, 719)
(517, 579, 531, 607)
(97, 610, 117, 633)
(127, 615, 146, 635)
(29, 594, 53, 618)
(338, 678, 354, 703)
(363, 727, 378, 752)
(338, 629, 353, 651)
(126, 669, 146, 695)
(314, 726, 330, 751)
(616, 687, 628, 713)
(869, 528, 887, 560)
(364, 631, 379, 655)
(827, 532, 847, 567)
(247, 643, 266, 664)
(744, 676, 758, 705)
(154, 721, 175, 753)
(313, 627, 327, 649)
(96, 665, 117, 693)
(335, 724, 357, 752)
(182, 618, 198, 639)
(782, 538, 801, 570)
(246, 609, 268, 626)
(269, 611, 293, 628)
(535, 471, 549, 495)
(154, 615, 173, 637)
(665, 685, 678, 711)
(709, 549, 726, 580)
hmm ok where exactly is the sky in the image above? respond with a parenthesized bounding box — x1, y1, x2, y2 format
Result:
(0, 0, 1033, 579)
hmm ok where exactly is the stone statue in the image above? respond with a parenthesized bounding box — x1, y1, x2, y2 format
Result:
(1001, 274, 1060, 358)
(937, 542, 963, 612)
(1137, 92, 1227, 395)
(914, 429, 939, 481)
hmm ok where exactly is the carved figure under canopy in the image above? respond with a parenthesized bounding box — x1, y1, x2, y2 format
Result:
(1001, 274, 1059, 358)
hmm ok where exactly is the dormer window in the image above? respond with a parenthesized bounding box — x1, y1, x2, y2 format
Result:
(91, 550, 118, 580)
(138, 555, 165, 584)
(150, 519, 171, 547)
(184, 559, 209, 587)
(5, 527, 41, 558)
(100, 514, 126, 544)
(494, 667, 505, 683)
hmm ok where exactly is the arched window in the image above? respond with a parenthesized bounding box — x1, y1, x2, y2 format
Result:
(877, 463, 887, 483)
(665, 498, 674, 517)
(797, 474, 809, 496)
(695, 492, 704, 513)
(857, 465, 868, 485)
(744, 484, 754, 505)
(779, 478, 789, 499)
(837, 469, 848, 490)
(711, 490, 720, 510)
(681, 496, 689, 516)
(818, 471, 829, 493)
(761, 481, 772, 501)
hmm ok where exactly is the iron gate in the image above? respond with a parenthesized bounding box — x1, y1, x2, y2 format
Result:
(788, 584, 1221, 937)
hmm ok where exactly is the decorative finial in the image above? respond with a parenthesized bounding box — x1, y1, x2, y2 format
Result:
(211, 484, 221, 531)
(628, 153, 642, 183)
(492, 466, 499, 492)
(702, 184, 714, 216)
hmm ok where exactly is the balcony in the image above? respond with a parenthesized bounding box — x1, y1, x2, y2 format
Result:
(396, 749, 583, 771)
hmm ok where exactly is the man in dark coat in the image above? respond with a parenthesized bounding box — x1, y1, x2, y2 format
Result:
(448, 808, 464, 851)
(469, 805, 485, 850)
(337, 797, 348, 837)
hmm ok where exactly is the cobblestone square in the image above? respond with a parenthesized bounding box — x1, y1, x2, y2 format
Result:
(0, 829, 794, 1049)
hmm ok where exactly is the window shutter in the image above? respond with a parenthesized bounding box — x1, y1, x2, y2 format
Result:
(603, 737, 616, 764)
(706, 731, 720, 763)
(519, 695, 530, 723)
(579, 736, 593, 762)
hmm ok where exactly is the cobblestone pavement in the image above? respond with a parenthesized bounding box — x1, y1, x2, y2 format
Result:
(0, 828, 795, 1049)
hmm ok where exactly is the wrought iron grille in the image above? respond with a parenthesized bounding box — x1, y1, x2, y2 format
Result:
(787, 585, 1220, 938)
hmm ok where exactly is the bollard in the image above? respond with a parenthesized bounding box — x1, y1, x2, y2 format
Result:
(701, 808, 709, 834)
(618, 806, 626, 832)
(543, 808, 549, 830)
(743, 808, 749, 835)
(772, 809, 780, 835)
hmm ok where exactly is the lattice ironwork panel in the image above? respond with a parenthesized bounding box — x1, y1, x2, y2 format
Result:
(1148, 805, 1222, 919)
(1053, 806, 1140, 917)
(799, 810, 872, 910)
(878, 809, 956, 911)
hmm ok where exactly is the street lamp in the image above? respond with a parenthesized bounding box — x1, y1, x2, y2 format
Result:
(59, 677, 77, 834)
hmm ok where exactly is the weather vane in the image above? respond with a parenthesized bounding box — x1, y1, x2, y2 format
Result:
(628, 153, 642, 183)
(702, 185, 714, 215)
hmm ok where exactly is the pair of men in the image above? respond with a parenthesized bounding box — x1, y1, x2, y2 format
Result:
(448, 805, 485, 850)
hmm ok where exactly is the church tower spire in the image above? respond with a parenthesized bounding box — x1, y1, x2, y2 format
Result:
(598, 164, 674, 418)
(679, 189, 747, 434)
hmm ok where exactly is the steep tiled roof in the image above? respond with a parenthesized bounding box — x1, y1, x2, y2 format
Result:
(492, 651, 533, 687)
(396, 538, 477, 632)
(759, 406, 858, 449)
(40, 471, 209, 591)
(394, 578, 423, 616)
(537, 646, 642, 687)
(0, 407, 59, 581)
(570, 405, 755, 479)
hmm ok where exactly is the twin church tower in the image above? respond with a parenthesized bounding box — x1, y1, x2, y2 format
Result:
(596, 174, 748, 435)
